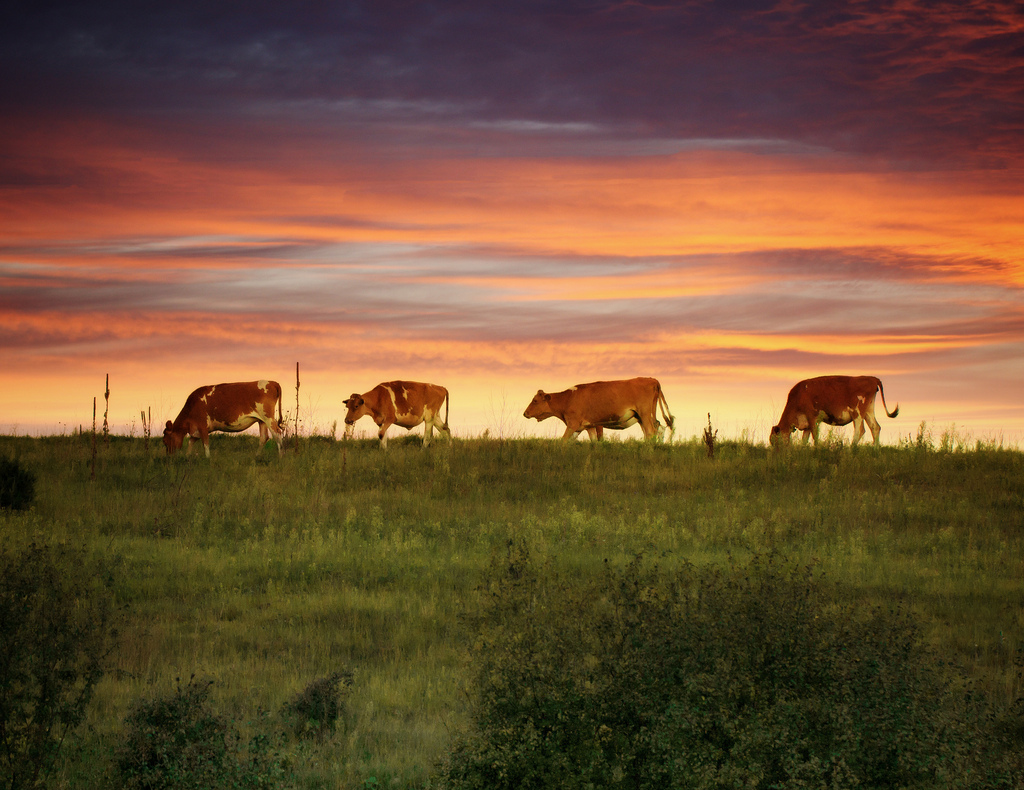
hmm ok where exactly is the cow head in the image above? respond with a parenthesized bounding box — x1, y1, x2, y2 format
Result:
(769, 424, 793, 448)
(162, 420, 183, 455)
(342, 394, 367, 438)
(523, 390, 554, 421)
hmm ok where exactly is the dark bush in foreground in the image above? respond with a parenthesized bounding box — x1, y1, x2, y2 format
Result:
(116, 676, 290, 790)
(439, 542, 1023, 790)
(0, 456, 35, 510)
(0, 543, 115, 790)
(280, 671, 353, 742)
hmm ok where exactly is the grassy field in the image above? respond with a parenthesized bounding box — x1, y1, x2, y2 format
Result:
(1, 430, 1022, 788)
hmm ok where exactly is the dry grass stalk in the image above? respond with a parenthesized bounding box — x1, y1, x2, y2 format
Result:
(295, 362, 301, 454)
(91, 397, 97, 480)
(103, 374, 110, 446)
(703, 412, 718, 458)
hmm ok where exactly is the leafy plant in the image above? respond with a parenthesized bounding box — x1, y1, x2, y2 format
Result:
(115, 675, 291, 790)
(280, 670, 353, 741)
(439, 542, 1022, 790)
(0, 543, 115, 789)
(0, 456, 35, 510)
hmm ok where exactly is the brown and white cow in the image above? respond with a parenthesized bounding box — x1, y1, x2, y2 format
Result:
(343, 380, 451, 448)
(770, 375, 899, 447)
(163, 380, 285, 458)
(523, 377, 675, 441)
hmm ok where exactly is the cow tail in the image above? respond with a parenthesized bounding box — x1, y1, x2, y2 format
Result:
(444, 388, 450, 429)
(658, 384, 675, 432)
(276, 381, 285, 429)
(878, 380, 899, 419)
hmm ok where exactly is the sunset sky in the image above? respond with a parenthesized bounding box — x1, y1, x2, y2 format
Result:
(2, 1, 1022, 443)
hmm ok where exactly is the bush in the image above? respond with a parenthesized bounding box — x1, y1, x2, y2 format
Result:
(280, 671, 352, 742)
(0, 543, 115, 789)
(0, 456, 35, 510)
(116, 676, 291, 790)
(439, 542, 1022, 790)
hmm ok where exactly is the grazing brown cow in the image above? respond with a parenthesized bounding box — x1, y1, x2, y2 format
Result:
(343, 380, 451, 448)
(163, 380, 285, 458)
(523, 377, 675, 441)
(770, 375, 899, 447)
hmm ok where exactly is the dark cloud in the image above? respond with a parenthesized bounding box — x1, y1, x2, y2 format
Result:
(2, 0, 1021, 164)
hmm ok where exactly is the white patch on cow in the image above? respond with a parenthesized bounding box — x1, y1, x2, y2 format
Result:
(385, 386, 409, 422)
(258, 380, 270, 392)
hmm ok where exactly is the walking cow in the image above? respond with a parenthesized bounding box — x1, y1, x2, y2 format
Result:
(770, 375, 899, 447)
(343, 380, 451, 449)
(523, 377, 674, 441)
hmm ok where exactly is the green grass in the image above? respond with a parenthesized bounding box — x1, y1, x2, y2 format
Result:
(2, 431, 1023, 788)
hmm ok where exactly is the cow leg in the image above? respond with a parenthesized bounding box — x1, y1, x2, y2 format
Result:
(866, 414, 882, 446)
(257, 422, 269, 454)
(199, 427, 212, 458)
(562, 425, 584, 441)
(423, 420, 433, 447)
(861, 401, 882, 446)
(585, 427, 600, 441)
(269, 419, 284, 456)
(378, 420, 393, 449)
(639, 410, 657, 440)
(426, 415, 452, 445)
(851, 414, 866, 446)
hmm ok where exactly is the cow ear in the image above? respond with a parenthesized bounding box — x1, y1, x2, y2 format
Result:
(164, 420, 173, 431)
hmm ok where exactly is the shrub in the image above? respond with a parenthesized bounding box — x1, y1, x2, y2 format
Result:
(439, 542, 1022, 790)
(280, 671, 353, 742)
(0, 543, 115, 790)
(116, 676, 291, 790)
(0, 456, 35, 510)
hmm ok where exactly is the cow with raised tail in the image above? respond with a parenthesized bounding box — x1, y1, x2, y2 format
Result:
(163, 380, 285, 457)
(523, 377, 675, 441)
(343, 380, 451, 449)
(770, 375, 899, 448)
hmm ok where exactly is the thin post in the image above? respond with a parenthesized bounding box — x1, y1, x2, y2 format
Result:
(294, 362, 301, 453)
(103, 374, 110, 446)
(91, 397, 97, 480)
